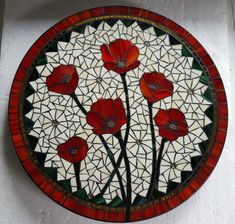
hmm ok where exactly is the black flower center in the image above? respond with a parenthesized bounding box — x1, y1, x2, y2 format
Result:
(96, 77, 103, 84)
(136, 139, 142, 145)
(105, 120, 116, 128)
(144, 41, 150, 47)
(148, 83, 159, 91)
(88, 193, 93, 199)
(187, 88, 194, 95)
(52, 119, 59, 127)
(167, 122, 178, 132)
(68, 148, 78, 155)
(170, 162, 177, 169)
(117, 59, 126, 68)
(60, 74, 72, 83)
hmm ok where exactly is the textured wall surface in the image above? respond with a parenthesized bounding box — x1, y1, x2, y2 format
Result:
(0, 0, 235, 223)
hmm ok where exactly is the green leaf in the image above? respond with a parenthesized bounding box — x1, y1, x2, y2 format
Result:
(44, 167, 57, 180)
(74, 24, 86, 34)
(122, 19, 135, 27)
(203, 123, 214, 139)
(90, 195, 107, 205)
(169, 35, 180, 45)
(36, 56, 47, 66)
(89, 20, 102, 29)
(203, 87, 213, 102)
(205, 105, 214, 121)
(182, 46, 193, 57)
(75, 188, 89, 200)
(29, 68, 40, 81)
(105, 19, 118, 27)
(199, 73, 209, 85)
(132, 194, 147, 205)
(34, 152, 46, 167)
(154, 27, 166, 37)
(27, 135, 38, 151)
(199, 140, 209, 154)
(58, 31, 71, 42)
(108, 196, 124, 207)
(58, 180, 72, 192)
(138, 21, 152, 30)
(24, 117, 34, 134)
(191, 155, 203, 170)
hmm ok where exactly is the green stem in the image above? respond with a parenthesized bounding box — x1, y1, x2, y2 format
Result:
(74, 162, 81, 190)
(70, 92, 87, 115)
(145, 102, 157, 200)
(114, 131, 132, 222)
(98, 74, 131, 202)
(70, 92, 126, 202)
(155, 138, 167, 192)
(97, 135, 126, 203)
(97, 152, 123, 196)
(121, 73, 130, 146)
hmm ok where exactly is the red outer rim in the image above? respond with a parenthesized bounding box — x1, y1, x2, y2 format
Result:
(8, 6, 228, 222)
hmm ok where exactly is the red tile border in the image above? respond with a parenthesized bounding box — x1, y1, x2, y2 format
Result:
(8, 6, 228, 222)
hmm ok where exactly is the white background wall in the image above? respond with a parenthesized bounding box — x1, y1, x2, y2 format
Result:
(0, 0, 235, 223)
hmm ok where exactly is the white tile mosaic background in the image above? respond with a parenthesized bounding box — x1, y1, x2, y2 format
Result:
(0, 0, 235, 223)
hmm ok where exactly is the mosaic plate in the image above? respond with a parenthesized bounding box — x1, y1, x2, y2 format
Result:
(9, 6, 228, 222)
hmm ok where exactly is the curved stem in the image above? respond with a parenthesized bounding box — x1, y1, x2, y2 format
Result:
(121, 73, 130, 147)
(70, 93, 87, 115)
(99, 155, 122, 193)
(145, 102, 157, 200)
(98, 135, 126, 203)
(98, 74, 130, 200)
(155, 138, 167, 192)
(70, 92, 126, 202)
(74, 162, 81, 191)
(98, 151, 123, 196)
(114, 131, 132, 222)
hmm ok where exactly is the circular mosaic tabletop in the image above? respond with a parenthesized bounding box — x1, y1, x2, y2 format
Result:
(9, 6, 228, 222)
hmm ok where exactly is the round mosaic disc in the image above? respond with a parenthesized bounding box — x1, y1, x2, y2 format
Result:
(9, 6, 228, 222)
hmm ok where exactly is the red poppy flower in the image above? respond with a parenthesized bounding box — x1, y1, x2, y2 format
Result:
(140, 72, 174, 103)
(101, 39, 140, 74)
(86, 98, 127, 135)
(57, 136, 88, 163)
(154, 109, 188, 141)
(46, 64, 78, 95)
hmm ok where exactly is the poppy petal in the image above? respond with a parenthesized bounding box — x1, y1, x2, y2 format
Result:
(87, 98, 127, 135)
(110, 66, 130, 74)
(139, 72, 173, 103)
(154, 109, 170, 128)
(93, 128, 107, 135)
(110, 39, 132, 59)
(91, 99, 115, 119)
(126, 61, 140, 71)
(101, 45, 116, 63)
(103, 62, 116, 71)
(57, 136, 88, 163)
(139, 76, 156, 103)
(125, 45, 140, 66)
(144, 72, 165, 83)
(159, 128, 178, 141)
(155, 89, 173, 101)
(176, 123, 188, 136)
(113, 98, 127, 120)
(168, 109, 186, 122)
(86, 112, 105, 129)
(107, 124, 124, 135)
(46, 65, 78, 95)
